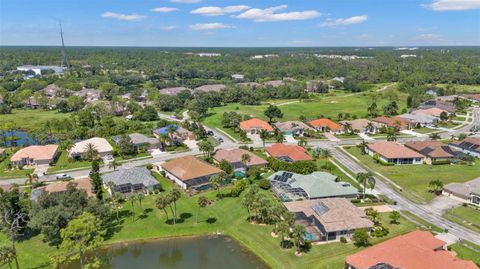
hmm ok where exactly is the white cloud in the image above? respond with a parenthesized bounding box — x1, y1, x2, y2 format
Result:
(319, 15, 368, 27)
(160, 25, 176, 30)
(170, 0, 202, 3)
(191, 5, 250, 16)
(189, 23, 235, 30)
(101, 12, 146, 21)
(235, 5, 320, 22)
(423, 0, 480, 11)
(414, 33, 443, 41)
(151, 7, 179, 13)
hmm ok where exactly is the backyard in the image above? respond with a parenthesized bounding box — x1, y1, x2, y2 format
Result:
(344, 146, 480, 203)
(2, 173, 418, 269)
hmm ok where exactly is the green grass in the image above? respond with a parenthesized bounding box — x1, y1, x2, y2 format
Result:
(434, 84, 480, 93)
(0, 148, 34, 179)
(2, 173, 419, 269)
(450, 241, 480, 266)
(0, 109, 71, 130)
(400, 210, 444, 233)
(443, 206, 480, 233)
(344, 146, 480, 203)
(414, 127, 437, 134)
(47, 150, 91, 173)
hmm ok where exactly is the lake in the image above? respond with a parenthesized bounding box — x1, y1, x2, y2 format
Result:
(0, 130, 36, 147)
(66, 235, 270, 269)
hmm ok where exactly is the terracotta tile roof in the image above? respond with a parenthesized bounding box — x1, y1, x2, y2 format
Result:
(412, 107, 448, 117)
(309, 118, 342, 131)
(273, 121, 314, 132)
(240, 118, 274, 132)
(346, 230, 478, 269)
(213, 148, 267, 166)
(69, 137, 113, 155)
(367, 141, 424, 159)
(265, 143, 313, 161)
(44, 178, 94, 197)
(373, 116, 410, 128)
(161, 156, 222, 182)
(404, 140, 455, 159)
(11, 145, 59, 162)
(340, 119, 379, 132)
(284, 198, 373, 233)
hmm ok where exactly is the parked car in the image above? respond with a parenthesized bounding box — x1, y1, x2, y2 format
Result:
(217, 137, 224, 143)
(207, 130, 214, 136)
(56, 173, 71, 180)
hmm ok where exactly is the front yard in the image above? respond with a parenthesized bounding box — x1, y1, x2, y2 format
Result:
(443, 206, 480, 233)
(344, 146, 480, 203)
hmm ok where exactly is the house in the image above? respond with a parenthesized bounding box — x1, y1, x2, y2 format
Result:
(372, 116, 411, 130)
(31, 178, 94, 201)
(265, 143, 313, 162)
(69, 137, 113, 159)
(397, 113, 438, 127)
(73, 88, 101, 103)
(412, 107, 449, 118)
(443, 177, 480, 206)
(273, 121, 314, 136)
(231, 74, 244, 81)
(237, 82, 262, 89)
(366, 141, 424, 165)
(309, 118, 342, 134)
(462, 94, 480, 103)
(194, 84, 226, 93)
(305, 80, 328, 92)
(160, 156, 222, 189)
(269, 171, 358, 201)
(340, 119, 380, 134)
(23, 96, 40, 109)
(240, 118, 274, 134)
(102, 167, 160, 196)
(284, 198, 374, 242)
(345, 230, 478, 269)
(112, 133, 159, 151)
(263, 80, 284, 88)
(159, 87, 192, 96)
(404, 140, 456, 164)
(213, 148, 267, 171)
(152, 125, 195, 142)
(10, 145, 59, 167)
(450, 137, 480, 158)
(418, 99, 456, 113)
(43, 84, 60, 98)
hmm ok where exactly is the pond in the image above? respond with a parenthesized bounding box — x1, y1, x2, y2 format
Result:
(0, 131, 36, 147)
(66, 235, 270, 269)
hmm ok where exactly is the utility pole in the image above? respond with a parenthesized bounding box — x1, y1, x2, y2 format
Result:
(59, 21, 70, 68)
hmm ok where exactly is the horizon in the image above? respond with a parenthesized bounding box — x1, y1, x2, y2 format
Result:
(1, 0, 479, 47)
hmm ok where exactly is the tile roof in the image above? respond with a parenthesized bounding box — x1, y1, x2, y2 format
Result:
(194, 84, 226, 93)
(340, 119, 379, 132)
(412, 107, 448, 117)
(404, 140, 455, 158)
(69, 137, 113, 155)
(103, 167, 159, 188)
(451, 137, 480, 154)
(159, 87, 191, 96)
(273, 121, 314, 132)
(284, 198, 373, 233)
(45, 178, 94, 197)
(161, 155, 222, 182)
(263, 80, 284, 87)
(309, 118, 342, 131)
(112, 133, 158, 146)
(444, 177, 480, 198)
(346, 230, 478, 269)
(240, 118, 274, 132)
(265, 143, 313, 161)
(398, 113, 438, 124)
(367, 141, 424, 159)
(11, 145, 58, 162)
(213, 148, 267, 166)
(372, 116, 410, 128)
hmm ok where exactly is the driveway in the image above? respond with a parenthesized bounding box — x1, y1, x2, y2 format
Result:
(400, 129, 428, 138)
(427, 196, 462, 215)
(184, 139, 198, 149)
(284, 134, 297, 144)
(323, 133, 340, 142)
(247, 133, 264, 148)
(358, 133, 375, 141)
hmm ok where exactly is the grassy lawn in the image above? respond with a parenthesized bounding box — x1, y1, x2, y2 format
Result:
(434, 84, 480, 93)
(400, 210, 444, 233)
(2, 173, 419, 269)
(344, 146, 480, 203)
(47, 150, 91, 173)
(0, 109, 71, 130)
(450, 241, 480, 266)
(443, 206, 480, 233)
(202, 88, 408, 140)
(414, 127, 437, 134)
(0, 148, 34, 179)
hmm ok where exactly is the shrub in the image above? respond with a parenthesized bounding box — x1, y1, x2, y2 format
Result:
(231, 179, 248, 197)
(258, 178, 271, 190)
(146, 164, 153, 170)
(432, 160, 451, 165)
(340, 236, 347, 243)
(352, 229, 370, 247)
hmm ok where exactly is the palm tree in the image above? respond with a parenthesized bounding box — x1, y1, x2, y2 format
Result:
(277, 220, 290, 248)
(24, 172, 38, 186)
(386, 128, 399, 142)
(130, 195, 137, 221)
(155, 195, 170, 223)
(343, 122, 353, 135)
(83, 143, 99, 161)
(356, 172, 375, 199)
(136, 193, 143, 210)
(241, 153, 251, 168)
(169, 189, 181, 225)
(196, 196, 209, 223)
(318, 148, 331, 159)
(292, 224, 306, 254)
(108, 159, 119, 171)
(198, 140, 214, 160)
(429, 132, 441, 140)
(209, 174, 222, 198)
(167, 125, 178, 146)
(259, 129, 268, 149)
(110, 192, 123, 223)
(358, 140, 369, 155)
(297, 137, 307, 147)
(366, 122, 375, 134)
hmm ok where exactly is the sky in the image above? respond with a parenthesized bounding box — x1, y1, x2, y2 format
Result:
(0, 0, 479, 47)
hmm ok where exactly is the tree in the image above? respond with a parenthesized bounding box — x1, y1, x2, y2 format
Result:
(108, 159, 119, 171)
(219, 159, 233, 175)
(168, 189, 181, 225)
(292, 224, 306, 254)
(356, 172, 375, 199)
(352, 229, 370, 247)
(386, 127, 399, 142)
(241, 153, 251, 167)
(368, 102, 378, 118)
(429, 132, 441, 140)
(277, 220, 291, 248)
(264, 105, 283, 123)
(389, 211, 401, 224)
(118, 134, 136, 156)
(358, 140, 369, 155)
(196, 196, 208, 223)
(428, 179, 444, 194)
(365, 207, 381, 225)
(209, 174, 223, 198)
(155, 195, 170, 223)
(59, 212, 105, 269)
(167, 125, 178, 146)
(440, 111, 449, 121)
(198, 140, 214, 160)
(0, 246, 16, 269)
(297, 137, 307, 147)
(83, 143, 99, 161)
(89, 159, 103, 200)
(108, 192, 123, 223)
(259, 129, 269, 149)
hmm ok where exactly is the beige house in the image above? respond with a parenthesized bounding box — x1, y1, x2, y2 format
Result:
(160, 156, 222, 189)
(69, 137, 113, 159)
(10, 145, 59, 167)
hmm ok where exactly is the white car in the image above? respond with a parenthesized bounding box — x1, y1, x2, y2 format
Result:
(56, 173, 71, 180)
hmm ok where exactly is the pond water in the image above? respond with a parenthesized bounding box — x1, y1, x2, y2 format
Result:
(66, 235, 270, 269)
(0, 131, 36, 147)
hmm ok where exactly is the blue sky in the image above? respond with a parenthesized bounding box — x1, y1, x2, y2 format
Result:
(0, 0, 479, 46)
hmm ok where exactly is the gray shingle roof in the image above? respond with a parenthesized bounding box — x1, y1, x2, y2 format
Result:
(102, 167, 159, 188)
